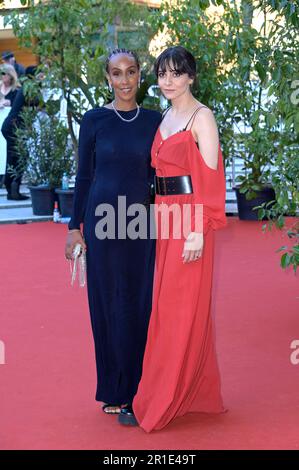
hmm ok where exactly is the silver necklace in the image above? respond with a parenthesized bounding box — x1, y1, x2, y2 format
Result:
(111, 100, 140, 122)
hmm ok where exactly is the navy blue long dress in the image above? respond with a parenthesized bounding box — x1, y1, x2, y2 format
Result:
(69, 106, 161, 405)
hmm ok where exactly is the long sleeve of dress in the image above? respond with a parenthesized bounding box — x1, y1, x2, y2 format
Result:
(1, 88, 25, 139)
(68, 111, 96, 230)
(188, 141, 227, 235)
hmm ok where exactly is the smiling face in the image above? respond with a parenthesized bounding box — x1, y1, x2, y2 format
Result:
(106, 53, 140, 103)
(157, 62, 194, 101)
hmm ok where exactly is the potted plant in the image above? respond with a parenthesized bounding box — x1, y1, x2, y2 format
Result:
(13, 107, 75, 215)
(143, 0, 282, 220)
(55, 175, 75, 218)
(232, 114, 277, 220)
(254, 137, 299, 273)
(222, 2, 298, 221)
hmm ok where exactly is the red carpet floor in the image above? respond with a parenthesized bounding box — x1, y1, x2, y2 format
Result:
(0, 217, 298, 450)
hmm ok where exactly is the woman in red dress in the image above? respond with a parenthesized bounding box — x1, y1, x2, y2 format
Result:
(132, 46, 227, 432)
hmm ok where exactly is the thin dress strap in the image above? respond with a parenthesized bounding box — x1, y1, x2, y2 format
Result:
(161, 107, 171, 121)
(184, 105, 208, 131)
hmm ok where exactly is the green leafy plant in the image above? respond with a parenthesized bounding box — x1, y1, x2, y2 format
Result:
(256, 143, 299, 273)
(146, 0, 299, 272)
(148, 1, 298, 197)
(4, 0, 153, 159)
(252, 0, 299, 273)
(11, 107, 75, 188)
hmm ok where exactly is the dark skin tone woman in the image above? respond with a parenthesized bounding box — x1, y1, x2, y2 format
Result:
(65, 50, 161, 423)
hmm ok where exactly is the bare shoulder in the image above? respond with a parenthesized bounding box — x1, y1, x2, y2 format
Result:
(191, 105, 220, 170)
(194, 105, 216, 125)
(192, 105, 219, 139)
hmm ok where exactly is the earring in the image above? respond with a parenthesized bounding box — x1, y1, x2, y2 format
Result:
(138, 76, 141, 88)
(108, 83, 113, 92)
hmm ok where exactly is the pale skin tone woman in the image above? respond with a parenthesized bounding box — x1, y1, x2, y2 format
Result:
(157, 62, 220, 263)
(0, 67, 15, 108)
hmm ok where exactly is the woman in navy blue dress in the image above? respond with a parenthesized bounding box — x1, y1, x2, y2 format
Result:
(65, 49, 161, 423)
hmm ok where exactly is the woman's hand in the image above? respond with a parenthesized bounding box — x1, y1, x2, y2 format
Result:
(182, 231, 204, 263)
(65, 230, 87, 260)
(3, 99, 11, 107)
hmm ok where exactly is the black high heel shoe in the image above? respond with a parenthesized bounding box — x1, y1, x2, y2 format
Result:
(118, 405, 138, 426)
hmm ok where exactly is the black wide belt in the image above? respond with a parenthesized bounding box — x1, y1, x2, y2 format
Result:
(154, 175, 193, 196)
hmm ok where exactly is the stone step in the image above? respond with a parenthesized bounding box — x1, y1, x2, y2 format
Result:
(0, 184, 52, 223)
(0, 206, 53, 225)
(225, 203, 238, 214)
(0, 198, 32, 209)
(0, 182, 239, 224)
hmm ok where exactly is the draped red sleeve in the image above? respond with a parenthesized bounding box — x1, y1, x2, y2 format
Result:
(188, 139, 227, 235)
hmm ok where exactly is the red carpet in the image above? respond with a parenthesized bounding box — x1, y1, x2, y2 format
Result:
(0, 217, 298, 450)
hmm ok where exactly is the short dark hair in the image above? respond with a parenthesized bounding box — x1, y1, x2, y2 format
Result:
(154, 46, 196, 79)
(105, 48, 140, 73)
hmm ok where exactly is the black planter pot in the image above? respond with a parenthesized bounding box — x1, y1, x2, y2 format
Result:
(234, 185, 276, 221)
(28, 185, 56, 216)
(55, 188, 74, 217)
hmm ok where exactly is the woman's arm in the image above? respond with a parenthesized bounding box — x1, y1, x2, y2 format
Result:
(68, 111, 96, 230)
(182, 107, 227, 263)
(193, 107, 219, 170)
(190, 107, 227, 233)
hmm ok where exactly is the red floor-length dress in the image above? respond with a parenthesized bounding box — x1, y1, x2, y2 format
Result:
(133, 110, 227, 432)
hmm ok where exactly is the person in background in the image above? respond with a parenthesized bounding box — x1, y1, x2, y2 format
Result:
(1, 51, 25, 78)
(0, 64, 20, 108)
(1, 66, 39, 200)
(0, 64, 20, 189)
